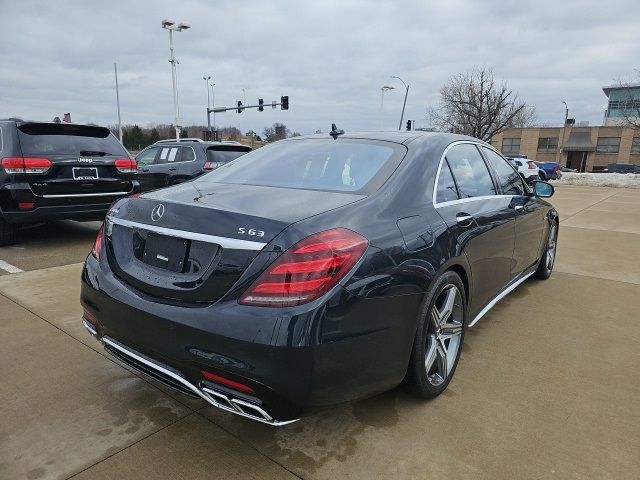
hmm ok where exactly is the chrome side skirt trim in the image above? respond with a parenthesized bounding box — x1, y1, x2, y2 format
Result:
(106, 216, 267, 251)
(468, 271, 535, 328)
(98, 335, 297, 426)
(42, 191, 129, 198)
(82, 319, 98, 337)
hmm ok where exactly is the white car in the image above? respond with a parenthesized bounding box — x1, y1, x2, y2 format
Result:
(507, 156, 541, 184)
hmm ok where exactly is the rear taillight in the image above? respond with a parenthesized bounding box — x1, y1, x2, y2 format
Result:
(1, 157, 51, 174)
(114, 158, 137, 173)
(239, 228, 368, 307)
(91, 224, 104, 261)
(203, 161, 214, 171)
(553, 166, 560, 173)
(528, 162, 537, 170)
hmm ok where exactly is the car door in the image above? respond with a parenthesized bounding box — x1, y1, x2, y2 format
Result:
(434, 142, 516, 320)
(151, 146, 181, 189)
(135, 146, 160, 192)
(481, 146, 545, 276)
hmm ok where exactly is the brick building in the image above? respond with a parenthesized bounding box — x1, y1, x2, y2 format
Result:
(490, 85, 640, 172)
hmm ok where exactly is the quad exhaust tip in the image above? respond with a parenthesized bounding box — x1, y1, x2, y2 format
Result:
(81, 320, 298, 426)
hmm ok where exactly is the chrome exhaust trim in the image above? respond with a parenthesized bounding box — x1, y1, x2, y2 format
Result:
(94, 334, 297, 426)
(82, 319, 98, 337)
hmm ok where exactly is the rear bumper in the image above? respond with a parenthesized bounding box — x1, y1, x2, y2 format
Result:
(80, 254, 421, 423)
(0, 181, 140, 224)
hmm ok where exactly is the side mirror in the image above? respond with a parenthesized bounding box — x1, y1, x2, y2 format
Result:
(533, 181, 554, 198)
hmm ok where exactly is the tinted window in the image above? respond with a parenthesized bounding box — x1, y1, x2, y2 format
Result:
(157, 147, 180, 164)
(181, 147, 196, 162)
(206, 146, 250, 164)
(482, 147, 526, 196)
(436, 159, 459, 203)
(200, 139, 402, 194)
(17, 123, 128, 156)
(446, 144, 496, 198)
(136, 147, 159, 166)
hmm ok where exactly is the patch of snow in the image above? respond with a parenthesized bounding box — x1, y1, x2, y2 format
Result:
(551, 172, 640, 189)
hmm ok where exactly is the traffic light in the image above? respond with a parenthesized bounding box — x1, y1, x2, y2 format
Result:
(258, 98, 264, 112)
(281, 95, 289, 110)
(237, 101, 243, 113)
(406, 120, 412, 131)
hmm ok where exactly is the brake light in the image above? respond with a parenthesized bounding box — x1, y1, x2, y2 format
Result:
(528, 162, 537, 170)
(201, 370, 255, 394)
(1, 157, 51, 174)
(114, 158, 137, 173)
(203, 161, 214, 171)
(91, 224, 104, 261)
(553, 166, 560, 173)
(239, 228, 368, 307)
(18, 202, 35, 210)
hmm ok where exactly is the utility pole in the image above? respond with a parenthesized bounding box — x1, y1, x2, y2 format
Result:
(114, 63, 123, 143)
(162, 19, 190, 140)
(203, 75, 211, 137)
(391, 76, 409, 131)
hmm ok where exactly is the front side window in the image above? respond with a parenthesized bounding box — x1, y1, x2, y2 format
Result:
(435, 159, 459, 203)
(200, 139, 404, 194)
(537, 137, 558, 152)
(136, 147, 159, 166)
(631, 137, 640, 154)
(482, 147, 526, 196)
(446, 144, 496, 198)
(501, 137, 521, 154)
(596, 137, 621, 153)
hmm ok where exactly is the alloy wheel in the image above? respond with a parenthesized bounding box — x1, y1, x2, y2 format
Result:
(425, 284, 464, 387)
(546, 224, 557, 271)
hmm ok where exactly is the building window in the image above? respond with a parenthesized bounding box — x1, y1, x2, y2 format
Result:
(537, 137, 558, 152)
(631, 137, 640, 154)
(596, 137, 621, 153)
(501, 137, 521, 154)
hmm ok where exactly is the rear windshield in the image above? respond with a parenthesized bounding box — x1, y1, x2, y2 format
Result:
(206, 146, 251, 164)
(199, 138, 405, 194)
(17, 123, 128, 156)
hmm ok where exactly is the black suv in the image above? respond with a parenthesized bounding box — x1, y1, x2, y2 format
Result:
(135, 139, 251, 192)
(0, 120, 140, 245)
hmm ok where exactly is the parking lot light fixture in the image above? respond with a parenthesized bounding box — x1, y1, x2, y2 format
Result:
(162, 19, 190, 139)
(380, 85, 395, 130)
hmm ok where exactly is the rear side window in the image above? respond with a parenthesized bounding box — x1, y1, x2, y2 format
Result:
(17, 123, 128, 156)
(435, 160, 459, 203)
(206, 146, 250, 164)
(446, 144, 496, 198)
(157, 147, 179, 164)
(201, 139, 404, 194)
(481, 147, 526, 196)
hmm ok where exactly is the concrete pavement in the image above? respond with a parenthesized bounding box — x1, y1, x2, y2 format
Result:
(0, 185, 639, 479)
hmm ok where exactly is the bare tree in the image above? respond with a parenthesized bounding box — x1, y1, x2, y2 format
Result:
(612, 71, 640, 128)
(428, 67, 535, 140)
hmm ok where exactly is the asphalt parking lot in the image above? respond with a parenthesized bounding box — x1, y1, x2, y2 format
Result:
(1, 185, 639, 479)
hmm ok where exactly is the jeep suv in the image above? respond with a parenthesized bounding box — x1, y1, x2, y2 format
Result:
(135, 139, 251, 192)
(0, 120, 140, 245)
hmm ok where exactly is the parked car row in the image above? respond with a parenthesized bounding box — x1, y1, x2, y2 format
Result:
(0, 119, 251, 245)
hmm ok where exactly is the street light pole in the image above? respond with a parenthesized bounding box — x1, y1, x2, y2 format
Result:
(113, 63, 123, 143)
(203, 75, 211, 134)
(380, 85, 395, 130)
(162, 19, 190, 140)
(560, 100, 569, 166)
(391, 76, 409, 131)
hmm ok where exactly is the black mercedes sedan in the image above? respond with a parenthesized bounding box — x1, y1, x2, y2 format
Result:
(80, 131, 558, 425)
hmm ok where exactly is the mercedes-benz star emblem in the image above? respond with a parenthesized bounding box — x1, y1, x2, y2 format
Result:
(151, 204, 165, 222)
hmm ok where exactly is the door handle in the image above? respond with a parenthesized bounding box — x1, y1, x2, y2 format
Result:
(514, 205, 524, 212)
(168, 167, 177, 171)
(456, 213, 474, 226)
(140, 168, 149, 172)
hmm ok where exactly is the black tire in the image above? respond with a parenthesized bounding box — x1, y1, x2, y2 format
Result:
(539, 171, 547, 181)
(405, 271, 467, 399)
(0, 217, 21, 246)
(534, 220, 558, 280)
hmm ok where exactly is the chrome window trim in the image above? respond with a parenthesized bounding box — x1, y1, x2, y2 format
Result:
(42, 191, 129, 198)
(106, 215, 267, 251)
(0, 126, 3, 151)
(432, 140, 506, 208)
(468, 270, 535, 327)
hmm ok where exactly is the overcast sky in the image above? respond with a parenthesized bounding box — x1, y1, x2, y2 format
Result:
(1, 0, 638, 135)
